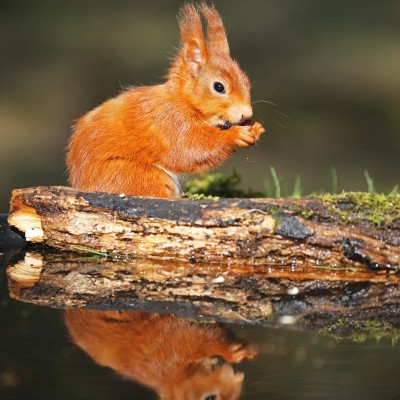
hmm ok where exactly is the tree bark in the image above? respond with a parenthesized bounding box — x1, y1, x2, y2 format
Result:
(8, 186, 399, 272)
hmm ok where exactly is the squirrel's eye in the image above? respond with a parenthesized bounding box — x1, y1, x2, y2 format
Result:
(204, 395, 217, 400)
(213, 82, 225, 94)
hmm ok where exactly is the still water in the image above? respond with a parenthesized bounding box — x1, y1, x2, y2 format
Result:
(1, 252, 399, 400)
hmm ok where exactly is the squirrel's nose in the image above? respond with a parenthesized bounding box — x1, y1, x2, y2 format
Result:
(240, 113, 253, 123)
(240, 105, 253, 122)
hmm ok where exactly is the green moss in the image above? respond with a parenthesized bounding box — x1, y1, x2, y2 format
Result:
(283, 205, 315, 219)
(184, 169, 264, 198)
(182, 193, 220, 201)
(273, 214, 283, 230)
(300, 210, 315, 219)
(185, 171, 399, 227)
(327, 318, 399, 343)
(312, 191, 400, 228)
(301, 315, 400, 342)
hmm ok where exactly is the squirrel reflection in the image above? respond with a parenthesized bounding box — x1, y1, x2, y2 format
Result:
(65, 310, 256, 400)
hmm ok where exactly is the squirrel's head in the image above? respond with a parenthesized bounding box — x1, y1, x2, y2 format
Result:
(169, 3, 252, 129)
(160, 355, 244, 400)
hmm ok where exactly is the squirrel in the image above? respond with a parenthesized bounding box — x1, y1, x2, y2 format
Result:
(65, 309, 256, 400)
(67, 3, 265, 198)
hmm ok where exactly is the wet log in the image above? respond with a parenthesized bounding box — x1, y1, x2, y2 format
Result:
(7, 251, 400, 335)
(7, 186, 400, 272)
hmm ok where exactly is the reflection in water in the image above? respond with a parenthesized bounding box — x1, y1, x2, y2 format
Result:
(65, 309, 256, 400)
(4, 250, 400, 399)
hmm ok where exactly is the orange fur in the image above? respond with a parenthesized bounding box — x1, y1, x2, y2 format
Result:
(67, 3, 264, 198)
(65, 310, 256, 399)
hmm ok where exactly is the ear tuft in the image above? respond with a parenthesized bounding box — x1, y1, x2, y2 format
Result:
(199, 2, 230, 55)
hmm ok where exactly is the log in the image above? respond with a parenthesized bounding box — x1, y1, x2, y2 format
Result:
(7, 250, 400, 336)
(7, 186, 400, 272)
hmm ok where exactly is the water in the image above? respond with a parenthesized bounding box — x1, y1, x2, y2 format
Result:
(1, 251, 399, 400)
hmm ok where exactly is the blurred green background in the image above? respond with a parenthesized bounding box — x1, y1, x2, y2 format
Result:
(1, 0, 399, 212)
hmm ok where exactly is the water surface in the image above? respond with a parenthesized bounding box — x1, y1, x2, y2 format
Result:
(1, 252, 399, 400)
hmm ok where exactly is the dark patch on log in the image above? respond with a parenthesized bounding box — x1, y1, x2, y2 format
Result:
(273, 300, 308, 316)
(341, 237, 399, 273)
(78, 190, 264, 226)
(273, 214, 313, 240)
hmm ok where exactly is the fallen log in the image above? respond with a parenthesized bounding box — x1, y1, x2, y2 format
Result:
(7, 186, 400, 271)
(7, 251, 400, 335)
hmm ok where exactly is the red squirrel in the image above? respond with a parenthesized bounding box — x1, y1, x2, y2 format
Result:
(67, 3, 265, 198)
(65, 309, 256, 400)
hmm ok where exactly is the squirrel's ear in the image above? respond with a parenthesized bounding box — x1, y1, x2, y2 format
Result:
(178, 3, 208, 77)
(185, 38, 205, 76)
(200, 3, 230, 55)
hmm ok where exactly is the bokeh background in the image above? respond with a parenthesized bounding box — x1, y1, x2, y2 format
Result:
(1, 0, 399, 212)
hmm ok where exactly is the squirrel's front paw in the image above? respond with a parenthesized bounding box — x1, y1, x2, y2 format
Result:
(227, 343, 258, 363)
(233, 121, 265, 148)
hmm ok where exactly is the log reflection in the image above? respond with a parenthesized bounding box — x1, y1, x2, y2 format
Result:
(65, 309, 256, 400)
(7, 250, 400, 337)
